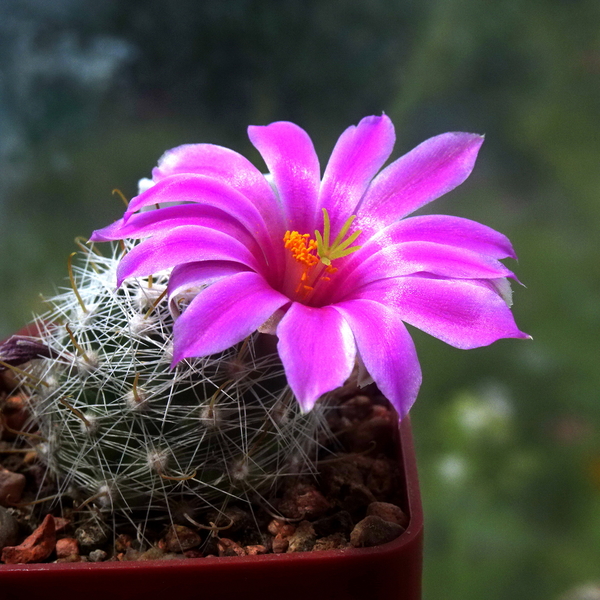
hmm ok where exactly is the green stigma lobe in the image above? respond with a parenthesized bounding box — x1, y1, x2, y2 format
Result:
(315, 208, 362, 265)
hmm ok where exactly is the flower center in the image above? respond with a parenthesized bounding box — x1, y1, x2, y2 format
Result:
(282, 208, 362, 302)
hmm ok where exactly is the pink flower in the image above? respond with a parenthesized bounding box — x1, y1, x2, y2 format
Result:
(91, 115, 528, 415)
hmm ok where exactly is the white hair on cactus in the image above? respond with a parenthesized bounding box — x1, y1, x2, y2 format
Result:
(13, 242, 331, 541)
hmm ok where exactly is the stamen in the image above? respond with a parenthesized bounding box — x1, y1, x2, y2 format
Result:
(183, 512, 234, 532)
(65, 323, 92, 364)
(112, 188, 129, 207)
(158, 469, 197, 482)
(283, 231, 319, 267)
(0, 414, 46, 441)
(58, 397, 91, 428)
(74, 236, 102, 256)
(132, 372, 142, 405)
(144, 288, 168, 319)
(74, 489, 111, 512)
(10, 493, 63, 508)
(282, 209, 362, 301)
(68, 252, 87, 314)
(0, 360, 50, 388)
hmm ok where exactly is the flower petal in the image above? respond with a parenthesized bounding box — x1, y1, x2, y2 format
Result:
(332, 299, 421, 418)
(116, 225, 264, 286)
(90, 204, 259, 253)
(123, 174, 281, 270)
(356, 132, 484, 234)
(371, 214, 516, 259)
(248, 121, 320, 234)
(352, 275, 530, 349)
(332, 241, 514, 297)
(151, 142, 285, 233)
(319, 115, 395, 235)
(167, 261, 249, 315)
(276, 303, 356, 412)
(172, 271, 289, 362)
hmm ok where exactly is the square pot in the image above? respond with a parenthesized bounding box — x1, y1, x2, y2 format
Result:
(0, 417, 422, 600)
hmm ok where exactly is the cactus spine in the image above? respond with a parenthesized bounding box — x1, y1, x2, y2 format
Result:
(20, 243, 328, 529)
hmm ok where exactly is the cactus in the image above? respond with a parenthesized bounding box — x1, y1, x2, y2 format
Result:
(18, 243, 329, 531)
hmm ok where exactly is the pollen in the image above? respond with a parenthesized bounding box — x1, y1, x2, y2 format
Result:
(282, 214, 356, 302)
(283, 231, 319, 267)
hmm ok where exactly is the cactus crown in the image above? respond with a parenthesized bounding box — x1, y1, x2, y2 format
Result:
(18, 243, 329, 534)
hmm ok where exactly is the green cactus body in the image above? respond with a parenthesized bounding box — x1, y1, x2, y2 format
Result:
(23, 244, 328, 525)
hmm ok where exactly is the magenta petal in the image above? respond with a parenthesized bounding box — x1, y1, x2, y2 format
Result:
(172, 272, 289, 361)
(151, 143, 285, 232)
(332, 299, 421, 418)
(353, 276, 530, 349)
(319, 115, 395, 235)
(276, 303, 356, 412)
(167, 261, 249, 313)
(335, 241, 514, 294)
(116, 225, 264, 286)
(356, 132, 484, 234)
(248, 121, 320, 234)
(124, 174, 280, 263)
(90, 204, 259, 252)
(376, 214, 516, 259)
(153, 143, 276, 200)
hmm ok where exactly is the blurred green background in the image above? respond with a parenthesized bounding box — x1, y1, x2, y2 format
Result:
(0, 1, 598, 598)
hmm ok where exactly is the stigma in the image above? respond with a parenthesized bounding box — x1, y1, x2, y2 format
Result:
(282, 209, 362, 302)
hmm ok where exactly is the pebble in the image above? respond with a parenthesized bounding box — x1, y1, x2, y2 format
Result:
(312, 533, 348, 551)
(320, 460, 364, 497)
(363, 457, 399, 500)
(55, 553, 82, 563)
(75, 523, 108, 551)
(340, 482, 377, 515)
(1, 514, 56, 564)
(139, 547, 174, 561)
(267, 518, 296, 538)
(217, 537, 246, 557)
(120, 548, 142, 561)
(162, 524, 201, 552)
(114, 533, 135, 552)
(88, 549, 108, 562)
(206, 505, 250, 533)
(293, 487, 331, 519)
(244, 544, 267, 555)
(366, 502, 409, 529)
(0, 506, 18, 549)
(286, 520, 316, 553)
(350, 515, 404, 548)
(0, 467, 26, 506)
(313, 510, 354, 537)
(56, 537, 79, 559)
(54, 517, 71, 534)
(271, 533, 289, 553)
(278, 483, 330, 519)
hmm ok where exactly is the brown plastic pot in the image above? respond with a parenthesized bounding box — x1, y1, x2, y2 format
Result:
(0, 329, 423, 600)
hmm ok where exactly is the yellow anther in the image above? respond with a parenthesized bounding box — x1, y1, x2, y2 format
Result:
(283, 211, 361, 302)
(283, 230, 319, 267)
